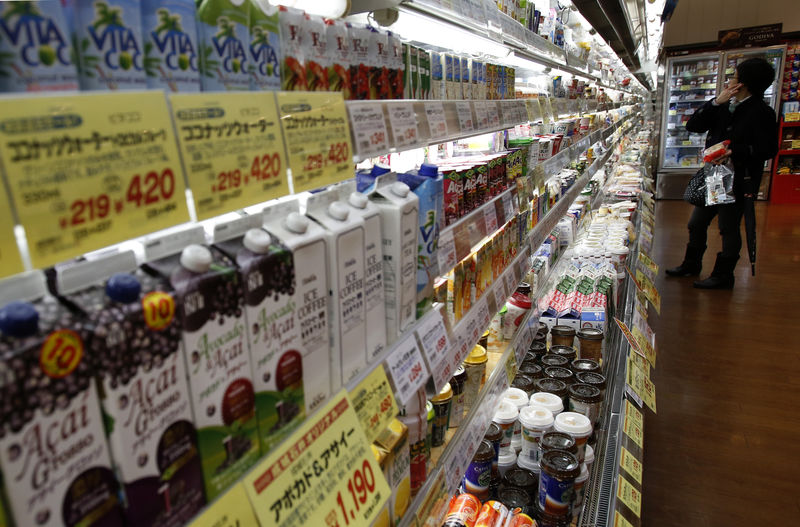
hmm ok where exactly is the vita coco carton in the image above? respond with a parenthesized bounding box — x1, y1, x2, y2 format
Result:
(370, 174, 419, 342)
(338, 181, 387, 363)
(0, 0, 79, 92)
(196, 0, 250, 91)
(306, 189, 368, 388)
(213, 216, 304, 455)
(263, 199, 331, 413)
(69, 0, 147, 90)
(248, 0, 280, 91)
(57, 251, 205, 526)
(430, 51, 443, 99)
(142, 228, 260, 501)
(0, 271, 124, 527)
(142, 0, 201, 92)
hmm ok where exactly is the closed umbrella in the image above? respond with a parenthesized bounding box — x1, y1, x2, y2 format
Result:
(743, 189, 757, 276)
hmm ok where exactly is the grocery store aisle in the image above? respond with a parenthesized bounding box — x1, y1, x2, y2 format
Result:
(643, 200, 800, 526)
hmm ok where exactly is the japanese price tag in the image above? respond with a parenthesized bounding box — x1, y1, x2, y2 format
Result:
(474, 101, 490, 129)
(476, 297, 491, 332)
(243, 391, 390, 527)
(170, 93, 288, 220)
(416, 310, 452, 391)
(277, 91, 352, 192)
(487, 102, 501, 128)
(0, 183, 23, 278)
(387, 102, 419, 149)
(347, 103, 389, 158)
(455, 101, 474, 133)
(493, 283, 507, 316)
(349, 365, 399, 444)
(614, 511, 636, 527)
(436, 228, 457, 274)
(620, 447, 643, 484)
(501, 192, 514, 221)
(623, 400, 644, 449)
(188, 484, 258, 527)
(617, 476, 642, 517)
(384, 334, 430, 405)
(484, 203, 498, 234)
(424, 101, 449, 141)
(0, 92, 190, 268)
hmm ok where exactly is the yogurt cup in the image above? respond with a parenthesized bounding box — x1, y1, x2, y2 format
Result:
(519, 405, 554, 465)
(498, 450, 518, 479)
(504, 388, 529, 452)
(554, 412, 592, 463)
(493, 399, 519, 454)
(538, 450, 580, 517)
(530, 392, 564, 417)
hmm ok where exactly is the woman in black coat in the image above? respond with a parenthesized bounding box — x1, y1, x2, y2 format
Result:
(666, 58, 778, 289)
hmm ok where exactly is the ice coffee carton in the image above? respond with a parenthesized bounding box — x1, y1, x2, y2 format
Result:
(56, 251, 205, 525)
(142, 227, 260, 501)
(196, 0, 250, 91)
(0, 271, 124, 527)
(213, 215, 304, 455)
(142, 0, 201, 92)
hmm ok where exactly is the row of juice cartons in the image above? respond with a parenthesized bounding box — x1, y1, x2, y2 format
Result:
(0, 0, 516, 100)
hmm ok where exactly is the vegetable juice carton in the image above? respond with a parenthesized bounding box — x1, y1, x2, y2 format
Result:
(213, 217, 304, 454)
(0, 272, 124, 527)
(143, 231, 260, 501)
(0, 0, 79, 93)
(142, 0, 201, 92)
(368, 26, 389, 100)
(262, 200, 331, 413)
(370, 174, 419, 342)
(196, 0, 250, 91)
(326, 18, 351, 99)
(302, 12, 328, 91)
(338, 181, 387, 363)
(306, 190, 367, 388)
(399, 163, 443, 317)
(389, 31, 404, 99)
(56, 252, 205, 526)
(277, 5, 306, 90)
(248, 0, 280, 91)
(70, 0, 147, 90)
(348, 22, 369, 100)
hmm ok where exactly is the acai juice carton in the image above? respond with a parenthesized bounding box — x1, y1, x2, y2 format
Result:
(142, 228, 260, 501)
(306, 189, 367, 389)
(0, 0, 79, 93)
(248, 0, 280, 91)
(263, 200, 331, 413)
(55, 251, 205, 526)
(213, 216, 304, 454)
(69, 0, 147, 90)
(338, 181, 386, 363)
(142, 0, 201, 92)
(0, 271, 124, 527)
(370, 174, 419, 342)
(196, 0, 250, 91)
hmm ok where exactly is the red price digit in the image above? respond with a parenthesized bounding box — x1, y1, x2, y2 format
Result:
(370, 132, 385, 146)
(335, 460, 377, 525)
(126, 168, 175, 207)
(409, 362, 422, 382)
(65, 194, 111, 227)
(251, 152, 281, 181)
(304, 154, 323, 171)
(215, 169, 242, 191)
(327, 142, 349, 164)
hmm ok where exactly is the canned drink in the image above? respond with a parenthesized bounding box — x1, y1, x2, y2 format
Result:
(506, 512, 536, 527)
(474, 500, 510, 527)
(442, 493, 481, 527)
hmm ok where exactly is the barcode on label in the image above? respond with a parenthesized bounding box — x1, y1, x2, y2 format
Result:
(359, 141, 370, 150)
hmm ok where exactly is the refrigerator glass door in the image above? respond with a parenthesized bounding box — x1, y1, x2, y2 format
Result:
(661, 53, 721, 171)
(721, 45, 785, 112)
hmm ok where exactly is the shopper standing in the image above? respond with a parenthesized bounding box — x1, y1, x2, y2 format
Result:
(666, 58, 778, 289)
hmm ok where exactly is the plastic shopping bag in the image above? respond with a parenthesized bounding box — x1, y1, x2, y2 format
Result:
(705, 163, 736, 205)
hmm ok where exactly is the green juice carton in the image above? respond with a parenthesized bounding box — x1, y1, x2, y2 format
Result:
(196, 0, 250, 91)
(143, 228, 260, 501)
(70, 0, 147, 90)
(213, 216, 304, 455)
(0, 0, 79, 93)
(248, 0, 280, 90)
(142, 0, 201, 92)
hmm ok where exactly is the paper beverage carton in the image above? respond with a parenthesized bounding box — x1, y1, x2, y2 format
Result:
(389, 31, 404, 99)
(0, 272, 124, 527)
(326, 18, 351, 98)
(196, 0, 250, 91)
(142, 0, 201, 92)
(348, 22, 369, 100)
(302, 12, 328, 91)
(57, 252, 205, 526)
(277, 5, 305, 90)
(418, 47, 430, 99)
(430, 51, 443, 99)
(0, 0, 78, 92)
(248, 0, 280, 90)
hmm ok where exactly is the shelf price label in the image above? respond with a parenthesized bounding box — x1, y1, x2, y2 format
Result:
(455, 101, 474, 133)
(493, 284, 507, 316)
(614, 511, 636, 527)
(484, 203, 498, 234)
(170, 93, 288, 221)
(0, 92, 190, 269)
(436, 228, 457, 274)
(635, 269, 661, 314)
(349, 365, 399, 444)
(620, 447, 643, 484)
(474, 101, 490, 129)
(243, 391, 390, 527)
(616, 475, 642, 517)
(501, 192, 514, 221)
(385, 334, 430, 405)
(189, 483, 258, 527)
(476, 297, 491, 332)
(487, 103, 501, 128)
(424, 101, 449, 141)
(0, 182, 23, 278)
(387, 102, 419, 149)
(416, 309, 452, 391)
(347, 103, 389, 158)
(277, 91, 353, 193)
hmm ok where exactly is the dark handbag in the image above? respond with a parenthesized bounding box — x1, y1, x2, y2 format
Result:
(683, 166, 706, 206)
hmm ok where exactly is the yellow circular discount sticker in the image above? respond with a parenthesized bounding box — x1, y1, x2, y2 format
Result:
(40, 329, 84, 378)
(142, 291, 176, 331)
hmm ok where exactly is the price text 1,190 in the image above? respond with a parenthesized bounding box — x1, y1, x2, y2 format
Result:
(333, 460, 377, 526)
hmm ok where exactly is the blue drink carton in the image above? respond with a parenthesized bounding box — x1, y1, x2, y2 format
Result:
(142, 0, 201, 92)
(196, 0, 250, 91)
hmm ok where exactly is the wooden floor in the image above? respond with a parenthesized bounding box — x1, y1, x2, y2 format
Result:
(642, 200, 800, 526)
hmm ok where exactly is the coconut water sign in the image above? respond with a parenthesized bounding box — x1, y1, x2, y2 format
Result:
(74, 0, 147, 90)
(197, 0, 250, 91)
(143, 1, 201, 92)
(0, 1, 78, 92)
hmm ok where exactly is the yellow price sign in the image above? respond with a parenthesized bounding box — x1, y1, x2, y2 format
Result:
(0, 182, 23, 278)
(641, 374, 657, 414)
(632, 325, 656, 368)
(784, 112, 800, 122)
(620, 447, 643, 484)
(637, 250, 659, 276)
(617, 475, 642, 517)
(614, 511, 636, 527)
(349, 365, 399, 445)
(170, 93, 289, 220)
(505, 350, 517, 382)
(188, 483, 258, 527)
(628, 350, 649, 376)
(0, 92, 189, 269)
(625, 399, 643, 429)
(276, 91, 353, 193)
(635, 270, 661, 314)
(243, 390, 390, 527)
